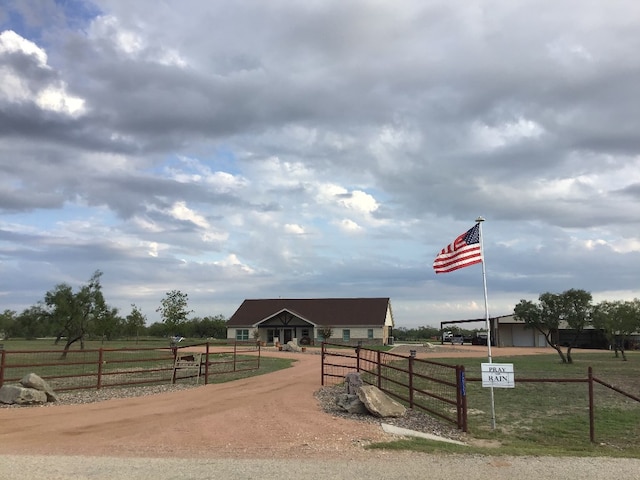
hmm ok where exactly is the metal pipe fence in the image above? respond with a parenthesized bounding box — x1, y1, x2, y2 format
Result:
(321, 342, 467, 431)
(465, 367, 640, 443)
(0, 341, 260, 392)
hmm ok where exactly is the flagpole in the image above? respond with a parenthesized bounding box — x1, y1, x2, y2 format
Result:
(476, 216, 496, 430)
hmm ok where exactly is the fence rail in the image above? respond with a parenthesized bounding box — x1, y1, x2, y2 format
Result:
(0, 342, 260, 392)
(321, 342, 467, 431)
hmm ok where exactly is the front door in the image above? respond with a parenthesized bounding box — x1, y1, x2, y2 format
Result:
(283, 329, 293, 343)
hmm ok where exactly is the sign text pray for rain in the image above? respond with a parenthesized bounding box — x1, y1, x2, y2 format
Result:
(481, 363, 515, 388)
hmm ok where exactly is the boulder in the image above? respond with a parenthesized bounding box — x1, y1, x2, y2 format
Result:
(357, 385, 406, 418)
(21, 373, 60, 402)
(0, 385, 48, 405)
(285, 341, 301, 352)
(344, 372, 363, 394)
(336, 394, 369, 414)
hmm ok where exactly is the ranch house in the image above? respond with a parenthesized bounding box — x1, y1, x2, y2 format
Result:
(226, 298, 395, 346)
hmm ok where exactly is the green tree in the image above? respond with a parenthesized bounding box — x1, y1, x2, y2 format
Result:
(514, 289, 594, 364)
(560, 289, 593, 363)
(156, 290, 193, 336)
(0, 309, 17, 339)
(125, 304, 147, 343)
(317, 325, 334, 341)
(44, 270, 111, 358)
(93, 305, 123, 344)
(593, 299, 640, 361)
(514, 297, 566, 363)
(13, 305, 47, 339)
(147, 321, 167, 337)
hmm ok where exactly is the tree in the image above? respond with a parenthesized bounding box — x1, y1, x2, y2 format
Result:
(560, 289, 593, 363)
(12, 305, 47, 340)
(125, 304, 147, 343)
(593, 299, 640, 361)
(44, 270, 110, 358)
(514, 289, 594, 364)
(0, 309, 17, 339)
(317, 325, 334, 341)
(514, 297, 566, 363)
(188, 315, 227, 339)
(156, 290, 193, 336)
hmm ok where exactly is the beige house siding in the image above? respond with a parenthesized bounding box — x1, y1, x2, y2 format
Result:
(227, 298, 394, 346)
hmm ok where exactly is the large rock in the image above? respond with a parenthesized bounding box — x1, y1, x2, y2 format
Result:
(285, 341, 301, 352)
(21, 373, 59, 402)
(0, 385, 48, 405)
(336, 394, 369, 414)
(357, 385, 406, 418)
(345, 372, 363, 394)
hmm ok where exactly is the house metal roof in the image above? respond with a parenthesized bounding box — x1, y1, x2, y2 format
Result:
(226, 298, 392, 327)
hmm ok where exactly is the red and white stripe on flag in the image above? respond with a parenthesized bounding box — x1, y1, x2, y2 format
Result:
(433, 223, 482, 274)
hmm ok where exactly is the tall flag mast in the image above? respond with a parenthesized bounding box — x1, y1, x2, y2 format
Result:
(434, 216, 496, 429)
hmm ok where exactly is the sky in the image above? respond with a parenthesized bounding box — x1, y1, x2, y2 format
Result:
(1, 0, 639, 329)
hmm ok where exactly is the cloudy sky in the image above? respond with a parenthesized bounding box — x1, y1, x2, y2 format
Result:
(1, 0, 639, 328)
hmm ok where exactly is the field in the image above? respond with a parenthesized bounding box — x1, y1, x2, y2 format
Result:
(374, 346, 640, 457)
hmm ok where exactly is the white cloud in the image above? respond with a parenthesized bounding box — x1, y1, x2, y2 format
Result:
(0, 30, 86, 116)
(284, 223, 306, 235)
(336, 218, 362, 233)
(0, 30, 48, 65)
(472, 118, 544, 150)
(167, 201, 209, 229)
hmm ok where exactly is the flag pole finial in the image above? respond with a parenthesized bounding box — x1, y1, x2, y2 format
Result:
(476, 216, 485, 222)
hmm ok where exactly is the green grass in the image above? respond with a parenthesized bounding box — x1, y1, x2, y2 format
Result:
(368, 350, 640, 458)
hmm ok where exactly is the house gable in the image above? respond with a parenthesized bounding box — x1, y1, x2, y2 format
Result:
(255, 308, 316, 328)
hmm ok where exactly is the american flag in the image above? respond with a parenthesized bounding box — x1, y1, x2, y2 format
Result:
(433, 223, 482, 274)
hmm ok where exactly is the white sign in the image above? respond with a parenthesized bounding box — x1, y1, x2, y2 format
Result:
(481, 363, 515, 388)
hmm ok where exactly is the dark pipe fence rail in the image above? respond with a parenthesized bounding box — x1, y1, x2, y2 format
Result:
(321, 342, 467, 431)
(0, 342, 260, 392)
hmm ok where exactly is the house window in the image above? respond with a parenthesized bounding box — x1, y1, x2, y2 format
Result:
(342, 329, 350, 342)
(368, 329, 374, 339)
(236, 329, 249, 341)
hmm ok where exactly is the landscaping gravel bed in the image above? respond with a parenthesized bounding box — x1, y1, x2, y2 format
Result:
(314, 384, 466, 442)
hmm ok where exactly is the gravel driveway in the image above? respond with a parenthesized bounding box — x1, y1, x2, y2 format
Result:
(1, 346, 638, 479)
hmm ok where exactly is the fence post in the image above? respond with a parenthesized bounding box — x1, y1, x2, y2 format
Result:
(456, 365, 468, 432)
(233, 342, 237, 372)
(204, 343, 210, 385)
(321, 342, 325, 385)
(97, 348, 104, 390)
(408, 355, 414, 408)
(377, 350, 382, 389)
(356, 341, 361, 372)
(588, 366, 595, 443)
(0, 347, 5, 388)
